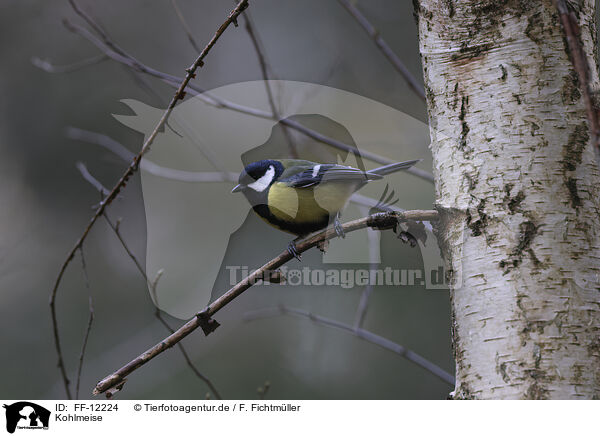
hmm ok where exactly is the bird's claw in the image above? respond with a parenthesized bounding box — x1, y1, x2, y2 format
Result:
(287, 240, 302, 261)
(334, 215, 345, 238)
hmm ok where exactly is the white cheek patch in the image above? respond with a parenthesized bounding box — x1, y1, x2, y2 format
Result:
(247, 165, 275, 192)
(312, 164, 321, 178)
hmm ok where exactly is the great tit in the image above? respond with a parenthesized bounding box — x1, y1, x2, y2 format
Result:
(232, 158, 420, 259)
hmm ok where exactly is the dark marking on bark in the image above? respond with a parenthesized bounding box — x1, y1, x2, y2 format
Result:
(588, 336, 600, 357)
(500, 64, 507, 81)
(527, 248, 543, 268)
(496, 353, 510, 383)
(499, 363, 509, 383)
(528, 120, 540, 137)
(442, 0, 455, 18)
(524, 345, 550, 399)
(504, 184, 526, 214)
(561, 123, 588, 210)
(515, 221, 538, 259)
(561, 70, 581, 104)
(463, 0, 540, 45)
(509, 191, 525, 214)
(415, 0, 433, 28)
(525, 11, 544, 44)
(572, 363, 584, 384)
(510, 62, 523, 74)
(458, 95, 470, 152)
(464, 173, 478, 191)
(425, 84, 436, 110)
(454, 383, 475, 400)
(499, 220, 539, 274)
(450, 83, 459, 110)
(565, 177, 582, 208)
(533, 343, 541, 368)
(451, 42, 493, 62)
(525, 370, 549, 399)
(466, 199, 488, 237)
(562, 123, 588, 172)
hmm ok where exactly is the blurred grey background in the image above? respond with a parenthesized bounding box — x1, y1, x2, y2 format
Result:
(0, 0, 455, 399)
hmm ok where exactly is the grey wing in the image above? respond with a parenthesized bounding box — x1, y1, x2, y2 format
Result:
(283, 164, 382, 188)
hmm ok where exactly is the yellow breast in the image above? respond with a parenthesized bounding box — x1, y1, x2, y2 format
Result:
(267, 182, 355, 223)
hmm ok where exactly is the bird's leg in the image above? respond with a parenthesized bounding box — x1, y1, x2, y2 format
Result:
(287, 237, 302, 261)
(317, 239, 329, 252)
(334, 212, 345, 238)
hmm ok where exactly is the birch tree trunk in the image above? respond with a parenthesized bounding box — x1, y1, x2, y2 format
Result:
(415, 0, 600, 399)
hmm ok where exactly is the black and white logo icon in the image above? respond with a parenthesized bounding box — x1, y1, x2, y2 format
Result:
(3, 402, 50, 434)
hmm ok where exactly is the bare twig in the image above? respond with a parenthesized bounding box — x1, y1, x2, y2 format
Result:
(170, 0, 202, 53)
(241, 8, 298, 158)
(69, 128, 238, 182)
(153, 311, 223, 400)
(61, 19, 434, 183)
(92, 209, 438, 395)
(31, 54, 108, 73)
(75, 248, 95, 400)
(244, 305, 455, 386)
(76, 162, 110, 196)
(50, 0, 250, 399)
(74, 162, 223, 398)
(66, 0, 168, 106)
(553, 0, 600, 162)
(102, 214, 223, 400)
(336, 0, 426, 102)
(124, 67, 168, 108)
(67, 0, 131, 59)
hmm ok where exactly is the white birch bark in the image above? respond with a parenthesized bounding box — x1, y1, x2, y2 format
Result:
(416, 0, 600, 398)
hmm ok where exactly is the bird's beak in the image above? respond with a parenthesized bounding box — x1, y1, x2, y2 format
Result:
(231, 184, 244, 193)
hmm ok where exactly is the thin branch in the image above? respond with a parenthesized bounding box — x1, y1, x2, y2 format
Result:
(75, 162, 110, 196)
(153, 309, 223, 400)
(31, 54, 108, 73)
(67, 0, 131, 59)
(241, 8, 298, 158)
(75, 247, 95, 400)
(61, 18, 434, 184)
(92, 209, 438, 396)
(553, 0, 600, 163)
(69, 127, 238, 182)
(50, 0, 250, 400)
(66, 0, 232, 176)
(65, 0, 168, 106)
(170, 0, 203, 53)
(74, 162, 223, 398)
(123, 67, 168, 108)
(101, 214, 223, 400)
(244, 305, 455, 386)
(336, 0, 426, 102)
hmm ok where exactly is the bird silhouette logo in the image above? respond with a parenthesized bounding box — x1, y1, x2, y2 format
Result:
(90, 80, 439, 318)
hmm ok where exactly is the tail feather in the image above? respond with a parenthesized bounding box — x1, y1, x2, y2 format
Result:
(368, 159, 421, 176)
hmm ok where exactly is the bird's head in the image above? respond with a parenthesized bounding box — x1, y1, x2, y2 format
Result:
(232, 159, 284, 195)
